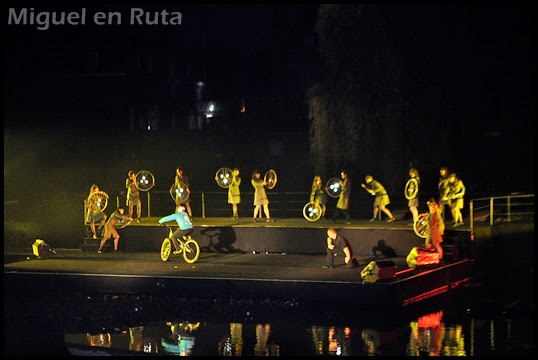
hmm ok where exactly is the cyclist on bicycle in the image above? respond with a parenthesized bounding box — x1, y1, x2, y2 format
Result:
(158, 204, 193, 254)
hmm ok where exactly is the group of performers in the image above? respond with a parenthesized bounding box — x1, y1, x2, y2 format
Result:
(85, 166, 465, 254)
(309, 167, 464, 226)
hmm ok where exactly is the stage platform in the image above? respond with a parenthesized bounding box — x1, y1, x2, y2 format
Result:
(5, 217, 474, 308)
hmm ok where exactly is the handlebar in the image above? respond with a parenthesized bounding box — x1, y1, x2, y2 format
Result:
(159, 223, 175, 230)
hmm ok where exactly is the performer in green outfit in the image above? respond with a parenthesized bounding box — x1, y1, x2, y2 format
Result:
(363, 175, 396, 222)
(251, 170, 273, 222)
(228, 168, 241, 219)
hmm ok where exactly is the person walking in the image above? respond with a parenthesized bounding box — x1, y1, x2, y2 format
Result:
(363, 175, 396, 222)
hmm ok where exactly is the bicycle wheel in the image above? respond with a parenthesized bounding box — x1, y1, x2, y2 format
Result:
(413, 213, 430, 239)
(303, 202, 322, 222)
(161, 238, 171, 262)
(182, 238, 200, 264)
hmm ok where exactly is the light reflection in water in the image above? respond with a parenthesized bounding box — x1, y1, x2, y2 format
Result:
(65, 310, 523, 356)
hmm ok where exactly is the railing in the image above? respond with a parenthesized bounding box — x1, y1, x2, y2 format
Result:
(140, 191, 318, 219)
(84, 190, 404, 223)
(85, 191, 535, 231)
(469, 193, 534, 237)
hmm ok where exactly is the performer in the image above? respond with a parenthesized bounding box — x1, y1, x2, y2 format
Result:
(407, 168, 420, 224)
(227, 168, 241, 219)
(251, 170, 273, 222)
(363, 175, 396, 222)
(425, 198, 444, 259)
(437, 167, 450, 219)
(126, 170, 142, 222)
(98, 207, 132, 253)
(324, 227, 357, 269)
(158, 204, 194, 254)
(310, 175, 328, 220)
(447, 173, 465, 226)
(171, 167, 192, 216)
(87, 184, 107, 239)
(330, 170, 351, 224)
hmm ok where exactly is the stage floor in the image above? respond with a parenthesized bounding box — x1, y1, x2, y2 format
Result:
(5, 246, 473, 308)
(5, 216, 476, 307)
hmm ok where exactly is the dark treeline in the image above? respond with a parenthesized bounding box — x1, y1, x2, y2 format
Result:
(307, 4, 534, 193)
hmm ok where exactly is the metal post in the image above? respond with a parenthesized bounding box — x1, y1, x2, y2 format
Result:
(147, 192, 151, 218)
(469, 200, 474, 239)
(489, 197, 494, 226)
(507, 196, 511, 222)
(202, 192, 205, 218)
(84, 199, 88, 224)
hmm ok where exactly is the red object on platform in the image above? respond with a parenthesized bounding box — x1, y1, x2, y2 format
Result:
(376, 260, 397, 279)
(416, 247, 441, 265)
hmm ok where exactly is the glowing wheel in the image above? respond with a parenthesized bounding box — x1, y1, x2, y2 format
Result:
(303, 202, 322, 222)
(264, 169, 277, 190)
(170, 183, 189, 203)
(135, 170, 155, 191)
(87, 190, 108, 213)
(413, 213, 430, 238)
(215, 167, 233, 188)
(326, 178, 342, 198)
(182, 237, 200, 264)
(405, 178, 419, 200)
(161, 238, 171, 262)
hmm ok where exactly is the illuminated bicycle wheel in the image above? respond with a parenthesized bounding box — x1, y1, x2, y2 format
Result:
(404, 178, 419, 200)
(215, 167, 233, 188)
(170, 183, 189, 203)
(182, 238, 200, 264)
(326, 178, 342, 198)
(264, 169, 277, 189)
(161, 238, 171, 262)
(135, 170, 155, 191)
(303, 202, 322, 222)
(86, 190, 109, 214)
(413, 213, 430, 238)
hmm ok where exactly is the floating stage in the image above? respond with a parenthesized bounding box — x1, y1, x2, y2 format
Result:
(5, 217, 474, 308)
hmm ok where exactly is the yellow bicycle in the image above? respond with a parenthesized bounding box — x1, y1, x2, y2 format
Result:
(160, 225, 200, 263)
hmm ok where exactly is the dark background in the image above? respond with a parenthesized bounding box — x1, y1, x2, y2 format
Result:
(4, 3, 535, 248)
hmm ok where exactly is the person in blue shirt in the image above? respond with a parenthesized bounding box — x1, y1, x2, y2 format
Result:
(158, 204, 194, 254)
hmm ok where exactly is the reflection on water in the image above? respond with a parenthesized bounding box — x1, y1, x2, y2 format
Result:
(64, 308, 532, 356)
(407, 311, 465, 356)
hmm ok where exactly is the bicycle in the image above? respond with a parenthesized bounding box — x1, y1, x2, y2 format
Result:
(160, 225, 200, 263)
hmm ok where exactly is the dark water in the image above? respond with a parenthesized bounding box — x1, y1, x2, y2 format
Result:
(4, 227, 534, 356)
(4, 272, 534, 357)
